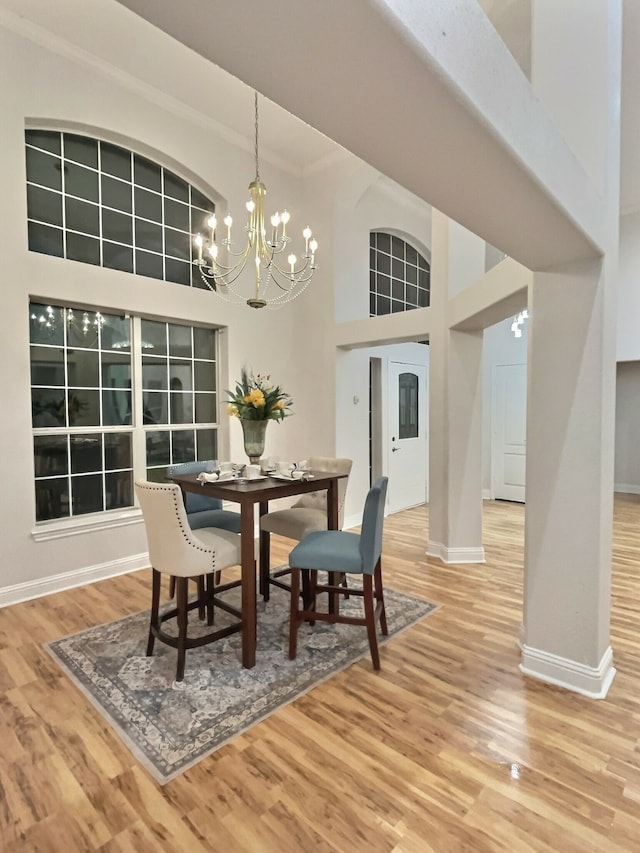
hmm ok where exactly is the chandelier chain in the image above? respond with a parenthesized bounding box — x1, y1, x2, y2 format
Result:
(254, 91, 260, 182)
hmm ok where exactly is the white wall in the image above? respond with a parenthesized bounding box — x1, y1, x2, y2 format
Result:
(617, 211, 640, 362)
(0, 23, 335, 602)
(333, 173, 431, 524)
(482, 316, 529, 497)
(615, 361, 640, 493)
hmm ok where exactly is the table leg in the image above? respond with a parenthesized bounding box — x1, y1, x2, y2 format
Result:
(258, 500, 270, 601)
(240, 501, 257, 668)
(327, 479, 339, 615)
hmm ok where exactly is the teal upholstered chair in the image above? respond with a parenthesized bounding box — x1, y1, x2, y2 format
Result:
(168, 461, 241, 534)
(288, 476, 389, 670)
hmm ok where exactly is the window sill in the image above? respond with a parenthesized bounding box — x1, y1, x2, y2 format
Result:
(31, 507, 143, 542)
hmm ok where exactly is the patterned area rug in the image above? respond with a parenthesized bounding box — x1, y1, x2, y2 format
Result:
(46, 578, 437, 784)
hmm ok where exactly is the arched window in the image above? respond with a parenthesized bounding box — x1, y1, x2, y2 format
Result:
(25, 130, 214, 287)
(369, 231, 430, 316)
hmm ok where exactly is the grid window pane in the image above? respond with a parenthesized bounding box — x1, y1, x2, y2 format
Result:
(164, 198, 189, 230)
(106, 471, 133, 509)
(134, 155, 162, 192)
(135, 187, 162, 222)
(34, 435, 68, 476)
(66, 197, 99, 236)
(66, 233, 100, 266)
(25, 130, 214, 290)
(102, 209, 132, 244)
(195, 393, 216, 423)
(165, 258, 190, 285)
(30, 302, 217, 523)
(35, 477, 69, 521)
(370, 231, 430, 317)
(103, 242, 133, 273)
(141, 320, 168, 354)
(101, 142, 131, 181)
(71, 434, 103, 474)
(169, 325, 192, 358)
(164, 227, 191, 260)
(26, 148, 62, 191)
(71, 473, 103, 515)
(65, 162, 99, 202)
(28, 222, 64, 258)
(164, 172, 189, 202)
(194, 327, 216, 361)
(194, 361, 216, 391)
(65, 135, 98, 169)
(27, 186, 63, 227)
(102, 174, 132, 212)
(31, 346, 65, 386)
(135, 249, 163, 279)
(196, 429, 217, 460)
(26, 130, 61, 156)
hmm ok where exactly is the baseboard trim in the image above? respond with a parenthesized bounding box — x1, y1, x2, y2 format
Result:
(520, 643, 616, 699)
(426, 541, 486, 564)
(0, 553, 150, 609)
(614, 483, 640, 495)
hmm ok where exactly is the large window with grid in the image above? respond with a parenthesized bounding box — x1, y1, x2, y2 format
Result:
(30, 301, 219, 522)
(25, 130, 215, 287)
(369, 232, 430, 316)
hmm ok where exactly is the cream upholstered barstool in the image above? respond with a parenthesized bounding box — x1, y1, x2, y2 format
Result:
(259, 456, 353, 600)
(135, 479, 243, 682)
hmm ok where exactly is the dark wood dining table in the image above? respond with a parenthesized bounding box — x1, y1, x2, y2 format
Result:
(169, 469, 349, 669)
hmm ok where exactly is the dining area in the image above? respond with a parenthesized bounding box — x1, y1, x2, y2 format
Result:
(158, 459, 352, 671)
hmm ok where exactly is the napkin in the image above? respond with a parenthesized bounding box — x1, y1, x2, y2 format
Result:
(196, 471, 219, 483)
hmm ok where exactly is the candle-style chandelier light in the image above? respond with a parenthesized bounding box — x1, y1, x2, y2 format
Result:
(193, 92, 318, 309)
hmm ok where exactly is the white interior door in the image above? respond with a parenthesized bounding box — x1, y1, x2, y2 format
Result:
(387, 361, 428, 513)
(492, 362, 527, 502)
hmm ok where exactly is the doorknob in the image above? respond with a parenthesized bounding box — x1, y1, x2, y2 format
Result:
(391, 446, 400, 452)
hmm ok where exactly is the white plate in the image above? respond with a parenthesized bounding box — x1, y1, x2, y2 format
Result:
(270, 473, 315, 481)
(226, 475, 269, 484)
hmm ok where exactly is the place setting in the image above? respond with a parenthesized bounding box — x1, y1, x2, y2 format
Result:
(195, 460, 269, 485)
(268, 459, 315, 482)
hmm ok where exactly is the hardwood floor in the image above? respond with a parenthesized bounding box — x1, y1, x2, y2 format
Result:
(2, 496, 640, 851)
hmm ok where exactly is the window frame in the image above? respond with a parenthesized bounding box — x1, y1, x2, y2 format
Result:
(29, 301, 220, 537)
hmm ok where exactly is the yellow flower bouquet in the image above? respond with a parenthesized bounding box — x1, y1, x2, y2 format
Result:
(226, 367, 293, 422)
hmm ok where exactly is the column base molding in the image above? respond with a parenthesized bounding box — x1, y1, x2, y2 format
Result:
(520, 643, 616, 699)
(426, 541, 486, 564)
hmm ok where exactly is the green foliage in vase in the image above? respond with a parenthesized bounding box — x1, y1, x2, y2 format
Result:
(226, 367, 293, 422)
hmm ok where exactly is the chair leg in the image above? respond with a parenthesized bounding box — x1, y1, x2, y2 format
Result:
(197, 576, 205, 620)
(289, 566, 301, 660)
(260, 529, 271, 601)
(374, 558, 388, 636)
(205, 572, 215, 626)
(175, 577, 189, 682)
(307, 570, 318, 626)
(147, 568, 161, 656)
(169, 575, 176, 599)
(363, 574, 381, 670)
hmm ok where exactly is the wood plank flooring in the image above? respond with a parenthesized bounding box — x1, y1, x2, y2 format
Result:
(1, 496, 640, 851)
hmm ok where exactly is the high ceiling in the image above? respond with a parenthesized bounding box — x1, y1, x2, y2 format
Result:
(2, 0, 638, 212)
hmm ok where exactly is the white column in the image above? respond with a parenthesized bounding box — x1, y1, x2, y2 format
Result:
(428, 212, 485, 563)
(520, 0, 621, 696)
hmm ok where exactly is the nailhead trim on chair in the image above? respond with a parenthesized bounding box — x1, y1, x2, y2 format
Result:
(137, 481, 217, 573)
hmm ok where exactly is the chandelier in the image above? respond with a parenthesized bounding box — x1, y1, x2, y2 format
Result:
(193, 92, 318, 309)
